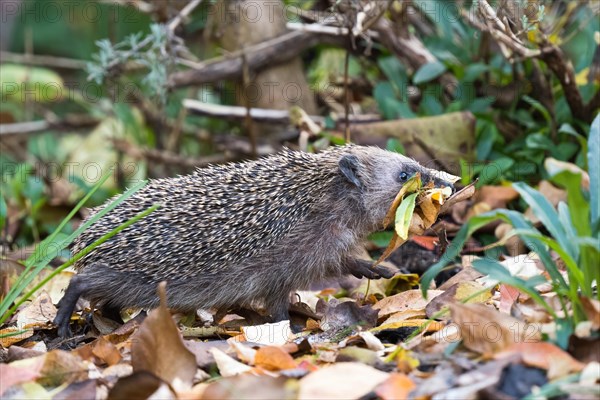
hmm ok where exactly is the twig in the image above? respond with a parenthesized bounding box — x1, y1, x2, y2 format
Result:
(183, 99, 298, 123)
(0, 116, 99, 136)
(286, 22, 349, 36)
(167, 0, 203, 31)
(0, 51, 87, 69)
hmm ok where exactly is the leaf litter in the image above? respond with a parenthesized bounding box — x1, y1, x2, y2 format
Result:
(2, 176, 599, 399)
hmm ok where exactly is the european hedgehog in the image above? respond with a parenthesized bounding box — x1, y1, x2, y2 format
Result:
(54, 145, 453, 336)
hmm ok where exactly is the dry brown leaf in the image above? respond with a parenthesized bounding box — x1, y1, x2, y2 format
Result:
(499, 284, 521, 314)
(438, 267, 483, 291)
(131, 282, 196, 392)
(373, 289, 444, 318)
(16, 291, 56, 329)
(449, 303, 542, 355)
(92, 336, 122, 366)
(108, 370, 175, 400)
(474, 185, 519, 209)
(373, 319, 445, 333)
(254, 346, 297, 371)
(0, 327, 33, 347)
(580, 296, 600, 330)
(426, 281, 492, 319)
(381, 309, 427, 325)
(496, 342, 585, 379)
(374, 373, 416, 400)
(298, 362, 389, 399)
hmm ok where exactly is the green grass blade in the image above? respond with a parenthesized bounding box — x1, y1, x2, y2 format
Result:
(588, 113, 599, 227)
(0, 177, 147, 320)
(0, 171, 114, 317)
(1, 203, 160, 324)
(513, 182, 575, 260)
(471, 258, 556, 318)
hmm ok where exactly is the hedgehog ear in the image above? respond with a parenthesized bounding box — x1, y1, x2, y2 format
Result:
(339, 155, 363, 189)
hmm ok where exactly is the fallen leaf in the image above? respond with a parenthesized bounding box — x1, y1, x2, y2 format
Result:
(475, 185, 519, 209)
(499, 284, 521, 314)
(211, 347, 252, 377)
(449, 303, 542, 355)
(229, 341, 257, 365)
(108, 371, 174, 400)
(16, 291, 56, 329)
(580, 296, 600, 330)
(298, 362, 389, 399)
(375, 373, 416, 399)
(0, 357, 44, 396)
(241, 320, 294, 346)
(426, 281, 492, 318)
(254, 346, 297, 371)
(200, 375, 290, 399)
(0, 327, 33, 347)
(131, 282, 196, 392)
(438, 267, 483, 291)
(496, 342, 585, 379)
(373, 289, 444, 318)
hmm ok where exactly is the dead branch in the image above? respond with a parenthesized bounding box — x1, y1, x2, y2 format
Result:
(168, 31, 323, 88)
(0, 115, 99, 136)
(0, 51, 87, 69)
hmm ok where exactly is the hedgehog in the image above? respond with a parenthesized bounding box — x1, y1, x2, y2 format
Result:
(54, 145, 453, 336)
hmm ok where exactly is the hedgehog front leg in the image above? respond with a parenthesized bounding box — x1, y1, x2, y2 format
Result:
(343, 258, 396, 279)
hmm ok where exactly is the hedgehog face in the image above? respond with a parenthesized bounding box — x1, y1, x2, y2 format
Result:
(338, 146, 453, 227)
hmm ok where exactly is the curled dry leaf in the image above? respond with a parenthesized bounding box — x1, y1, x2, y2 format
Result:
(131, 282, 196, 392)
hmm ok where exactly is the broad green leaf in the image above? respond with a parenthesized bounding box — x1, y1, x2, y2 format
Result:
(589, 113, 599, 228)
(557, 202, 579, 260)
(394, 193, 418, 240)
(548, 170, 590, 237)
(413, 61, 447, 84)
(0, 64, 64, 103)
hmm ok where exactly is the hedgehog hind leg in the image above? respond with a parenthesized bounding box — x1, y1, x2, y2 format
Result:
(54, 274, 90, 337)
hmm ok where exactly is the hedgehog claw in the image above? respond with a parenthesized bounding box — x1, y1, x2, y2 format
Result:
(345, 258, 396, 280)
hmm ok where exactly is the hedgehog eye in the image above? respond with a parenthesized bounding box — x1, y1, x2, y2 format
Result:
(398, 171, 409, 182)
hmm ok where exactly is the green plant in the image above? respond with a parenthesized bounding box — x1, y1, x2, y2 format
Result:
(422, 114, 600, 347)
(0, 170, 159, 325)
